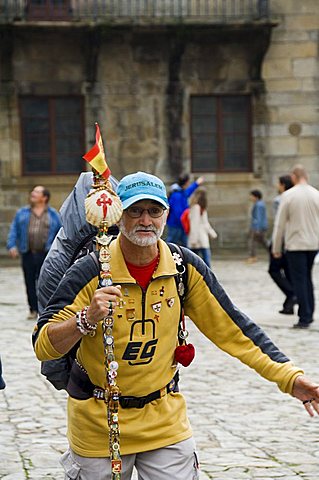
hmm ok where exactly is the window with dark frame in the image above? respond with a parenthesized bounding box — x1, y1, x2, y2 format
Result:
(190, 95, 252, 173)
(20, 96, 85, 175)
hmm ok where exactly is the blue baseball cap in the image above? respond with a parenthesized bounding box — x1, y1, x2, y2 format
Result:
(117, 171, 169, 210)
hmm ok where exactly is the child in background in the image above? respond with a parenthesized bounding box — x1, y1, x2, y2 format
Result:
(188, 188, 217, 268)
(247, 189, 268, 263)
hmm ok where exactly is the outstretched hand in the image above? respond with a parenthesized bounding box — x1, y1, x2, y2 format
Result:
(292, 375, 319, 417)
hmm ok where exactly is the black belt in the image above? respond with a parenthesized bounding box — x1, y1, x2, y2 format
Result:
(67, 361, 179, 409)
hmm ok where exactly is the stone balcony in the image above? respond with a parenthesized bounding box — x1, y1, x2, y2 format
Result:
(0, 0, 270, 25)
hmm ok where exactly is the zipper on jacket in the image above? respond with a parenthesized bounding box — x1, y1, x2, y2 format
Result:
(141, 289, 146, 335)
(121, 281, 146, 335)
(123, 274, 176, 337)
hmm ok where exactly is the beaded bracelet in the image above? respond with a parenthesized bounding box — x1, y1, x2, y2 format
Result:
(79, 306, 97, 331)
(76, 306, 98, 335)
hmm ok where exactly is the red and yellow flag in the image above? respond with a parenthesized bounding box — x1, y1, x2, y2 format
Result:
(83, 123, 111, 179)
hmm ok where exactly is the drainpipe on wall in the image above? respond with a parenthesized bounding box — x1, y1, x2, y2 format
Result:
(165, 34, 186, 179)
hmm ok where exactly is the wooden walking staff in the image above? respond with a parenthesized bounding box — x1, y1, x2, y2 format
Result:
(83, 123, 123, 479)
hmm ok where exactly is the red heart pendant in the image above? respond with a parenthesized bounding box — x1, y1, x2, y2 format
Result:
(174, 344, 195, 367)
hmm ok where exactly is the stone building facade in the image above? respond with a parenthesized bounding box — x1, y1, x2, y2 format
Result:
(0, 1, 318, 253)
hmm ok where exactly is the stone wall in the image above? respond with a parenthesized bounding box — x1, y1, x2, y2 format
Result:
(1, 2, 318, 253)
(261, 0, 319, 189)
(0, 22, 272, 253)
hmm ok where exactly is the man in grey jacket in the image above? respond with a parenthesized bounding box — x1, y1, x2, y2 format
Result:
(272, 165, 319, 328)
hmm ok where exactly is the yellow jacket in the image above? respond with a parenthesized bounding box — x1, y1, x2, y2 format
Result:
(34, 236, 303, 457)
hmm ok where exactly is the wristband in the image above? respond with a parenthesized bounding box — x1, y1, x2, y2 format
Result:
(76, 307, 97, 336)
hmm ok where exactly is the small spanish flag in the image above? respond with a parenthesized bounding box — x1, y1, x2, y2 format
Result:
(83, 123, 111, 179)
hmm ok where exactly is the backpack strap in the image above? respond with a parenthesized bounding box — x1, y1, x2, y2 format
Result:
(90, 249, 100, 269)
(167, 242, 188, 346)
(167, 242, 188, 302)
(68, 232, 97, 267)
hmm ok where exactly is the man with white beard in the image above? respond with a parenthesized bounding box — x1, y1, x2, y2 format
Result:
(34, 171, 319, 480)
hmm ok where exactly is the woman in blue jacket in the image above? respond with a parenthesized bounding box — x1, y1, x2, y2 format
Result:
(166, 174, 204, 246)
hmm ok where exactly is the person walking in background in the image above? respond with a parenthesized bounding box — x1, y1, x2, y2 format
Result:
(272, 165, 319, 329)
(268, 175, 297, 315)
(7, 185, 61, 319)
(188, 188, 217, 268)
(166, 173, 204, 246)
(247, 189, 268, 263)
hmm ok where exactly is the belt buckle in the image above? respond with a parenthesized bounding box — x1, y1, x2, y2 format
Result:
(120, 396, 147, 409)
(120, 396, 139, 408)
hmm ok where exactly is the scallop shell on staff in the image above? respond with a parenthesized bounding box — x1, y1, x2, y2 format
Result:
(85, 189, 123, 227)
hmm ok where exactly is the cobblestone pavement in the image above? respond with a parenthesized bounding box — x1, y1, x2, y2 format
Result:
(1, 258, 319, 479)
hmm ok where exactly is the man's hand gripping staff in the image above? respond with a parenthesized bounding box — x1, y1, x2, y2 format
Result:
(86, 285, 123, 325)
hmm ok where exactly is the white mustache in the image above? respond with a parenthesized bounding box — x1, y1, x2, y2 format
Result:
(134, 226, 157, 233)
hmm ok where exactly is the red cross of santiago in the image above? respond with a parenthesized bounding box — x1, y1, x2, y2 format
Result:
(96, 193, 113, 218)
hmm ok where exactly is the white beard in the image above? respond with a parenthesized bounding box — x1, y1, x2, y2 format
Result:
(118, 218, 165, 247)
